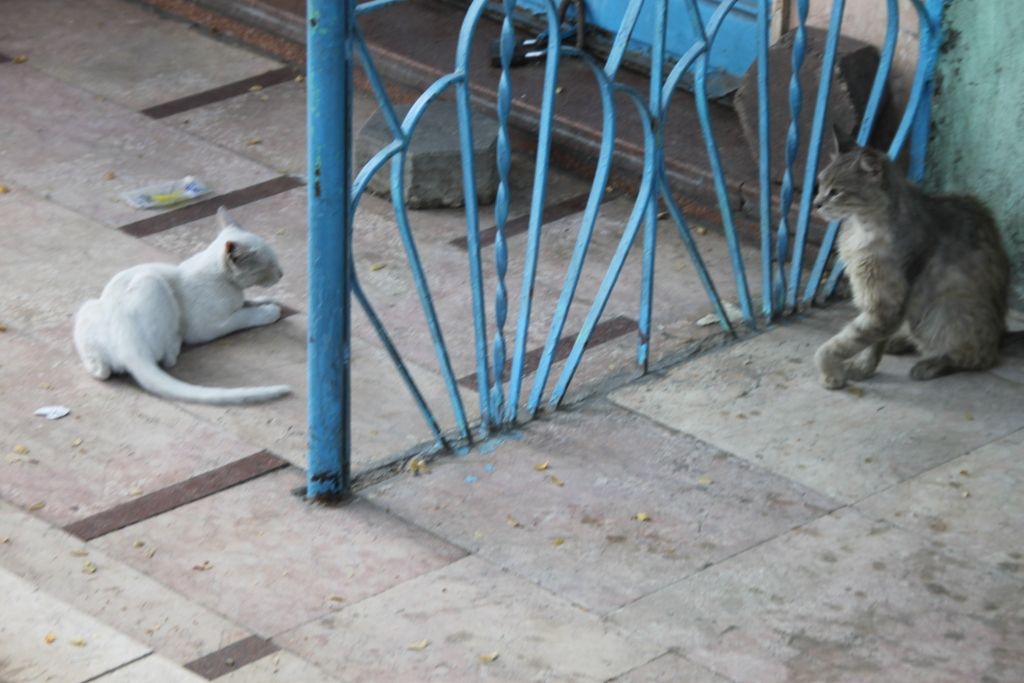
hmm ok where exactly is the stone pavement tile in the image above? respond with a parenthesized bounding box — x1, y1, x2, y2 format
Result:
(989, 333, 1024, 385)
(610, 508, 1024, 683)
(0, 501, 250, 664)
(610, 309, 1024, 502)
(0, 567, 150, 683)
(0, 191, 173, 333)
(0, 0, 281, 110)
(856, 427, 1024, 580)
(170, 315, 469, 470)
(166, 80, 379, 177)
(92, 468, 466, 637)
(90, 654, 206, 683)
(0, 66, 276, 229)
(277, 555, 663, 683)
(610, 652, 736, 683)
(218, 651, 343, 683)
(0, 331, 263, 526)
(368, 404, 835, 614)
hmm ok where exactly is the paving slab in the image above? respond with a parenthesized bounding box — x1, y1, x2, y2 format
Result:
(0, 190, 172, 333)
(0, 0, 282, 111)
(0, 501, 250, 663)
(610, 653, 736, 683)
(610, 308, 1024, 502)
(856, 427, 1024, 580)
(0, 331, 263, 527)
(368, 403, 835, 615)
(90, 654, 207, 683)
(218, 651, 343, 683)
(166, 80, 379, 176)
(610, 508, 1024, 683)
(170, 315, 468, 470)
(0, 65, 276, 229)
(92, 468, 466, 637)
(0, 567, 151, 683)
(277, 555, 663, 683)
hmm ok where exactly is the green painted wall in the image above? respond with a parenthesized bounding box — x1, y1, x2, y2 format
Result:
(926, 0, 1024, 310)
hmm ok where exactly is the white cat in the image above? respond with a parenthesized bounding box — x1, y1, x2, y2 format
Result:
(73, 207, 292, 404)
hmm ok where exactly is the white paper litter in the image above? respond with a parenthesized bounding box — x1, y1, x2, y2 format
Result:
(34, 406, 71, 420)
(695, 301, 744, 327)
(121, 176, 210, 209)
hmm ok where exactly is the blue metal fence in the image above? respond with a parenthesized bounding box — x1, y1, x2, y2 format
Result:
(305, 0, 945, 499)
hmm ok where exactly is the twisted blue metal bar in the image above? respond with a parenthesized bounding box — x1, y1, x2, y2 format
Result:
(824, 0, 945, 299)
(548, 83, 657, 409)
(773, 0, 808, 309)
(756, 0, 773, 319)
(489, 0, 517, 420)
(680, 0, 755, 326)
(454, 0, 494, 434)
(504, 1, 562, 423)
(638, 0, 668, 370)
(389, 77, 471, 441)
(306, 0, 352, 498)
(785, 0, 845, 310)
(802, 0, 898, 305)
(526, 48, 616, 418)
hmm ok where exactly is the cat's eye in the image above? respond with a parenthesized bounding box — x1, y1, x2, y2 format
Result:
(827, 188, 839, 198)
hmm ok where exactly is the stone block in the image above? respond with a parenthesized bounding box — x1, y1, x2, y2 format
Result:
(733, 27, 894, 188)
(355, 100, 499, 209)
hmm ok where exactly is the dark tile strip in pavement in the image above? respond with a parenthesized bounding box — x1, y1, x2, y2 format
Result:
(118, 176, 304, 238)
(184, 635, 279, 680)
(63, 451, 289, 541)
(140, 66, 301, 119)
(448, 191, 600, 250)
(457, 314, 637, 390)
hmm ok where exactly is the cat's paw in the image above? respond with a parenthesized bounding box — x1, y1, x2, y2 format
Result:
(845, 360, 877, 381)
(814, 345, 847, 390)
(254, 302, 282, 325)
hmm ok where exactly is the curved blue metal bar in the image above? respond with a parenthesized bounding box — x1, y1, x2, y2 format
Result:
(353, 28, 403, 141)
(548, 83, 657, 409)
(526, 47, 617, 418)
(350, 273, 448, 450)
(604, 0, 646, 82)
(824, 0, 944, 299)
(677, 0, 755, 327)
(637, 0, 668, 371)
(785, 0, 845, 310)
(660, 163, 733, 335)
(773, 0, 809, 310)
(756, 0, 772, 319)
(388, 77, 472, 441)
(454, 0, 494, 434)
(504, 0, 563, 423)
(802, 0, 898, 305)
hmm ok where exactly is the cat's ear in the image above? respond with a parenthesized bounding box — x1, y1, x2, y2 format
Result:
(831, 124, 856, 156)
(224, 240, 250, 264)
(217, 206, 239, 230)
(858, 152, 883, 177)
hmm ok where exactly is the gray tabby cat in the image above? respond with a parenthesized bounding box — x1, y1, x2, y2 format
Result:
(812, 128, 1010, 389)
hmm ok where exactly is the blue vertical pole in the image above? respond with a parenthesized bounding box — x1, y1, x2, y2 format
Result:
(306, 0, 352, 500)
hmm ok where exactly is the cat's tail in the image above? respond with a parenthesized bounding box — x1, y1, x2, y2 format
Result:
(125, 356, 291, 405)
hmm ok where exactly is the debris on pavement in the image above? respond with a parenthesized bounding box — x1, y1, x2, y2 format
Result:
(34, 405, 71, 420)
(407, 639, 430, 651)
(695, 301, 743, 327)
(121, 176, 210, 209)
